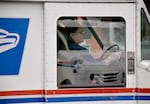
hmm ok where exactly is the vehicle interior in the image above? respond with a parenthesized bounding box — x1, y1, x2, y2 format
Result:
(57, 17, 126, 88)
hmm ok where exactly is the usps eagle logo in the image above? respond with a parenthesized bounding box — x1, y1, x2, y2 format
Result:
(0, 28, 20, 53)
(0, 18, 29, 75)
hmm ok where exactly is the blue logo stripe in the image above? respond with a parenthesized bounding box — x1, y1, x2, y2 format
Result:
(136, 96, 150, 100)
(0, 97, 45, 104)
(47, 96, 135, 102)
(0, 96, 150, 103)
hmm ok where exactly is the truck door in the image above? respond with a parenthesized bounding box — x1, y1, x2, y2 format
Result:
(137, 0, 150, 103)
(44, 0, 136, 100)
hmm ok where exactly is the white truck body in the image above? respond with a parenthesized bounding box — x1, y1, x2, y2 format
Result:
(0, 0, 150, 104)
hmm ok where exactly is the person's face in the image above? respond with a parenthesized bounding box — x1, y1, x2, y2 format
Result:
(70, 28, 84, 43)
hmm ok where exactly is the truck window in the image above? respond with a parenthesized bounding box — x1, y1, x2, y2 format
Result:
(57, 17, 126, 88)
(141, 9, 150, 60)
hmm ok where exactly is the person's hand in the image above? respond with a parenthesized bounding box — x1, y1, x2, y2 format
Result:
(104, 52, 121, 65)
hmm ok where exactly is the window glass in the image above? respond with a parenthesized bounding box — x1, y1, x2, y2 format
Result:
(57, 17, 126, 88)
(143, 0, 150, 14)
(141, 9, 150, 60)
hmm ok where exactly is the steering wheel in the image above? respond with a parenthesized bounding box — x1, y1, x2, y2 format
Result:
(100, 44, 120, 59)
